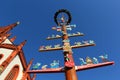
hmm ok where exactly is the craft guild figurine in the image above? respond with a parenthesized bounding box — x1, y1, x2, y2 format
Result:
(74, 42, 82, 46)
(47, 36, 51, 39)
(50, 60, 59, 68)
(67, 33, 72, 36)
(79, 58, 86, 65)
(64, 54, 74, 67)
(45, 45, 52, 49)
(82, 41, 89, 45)
(86, 57, 93, 64)
(89, 40, 95, 44)
(61, 31, 67, 34)
(92, 57, 99, 64)
(66, 24, 76, 28)
(58, 15, 69, 26)
(32, 63, 41, 70)
(63, 45, 71, 52)
(52, 26, 62, 31)
(99, 54, 109, 62)
(40, 46, 45, 50)
(72, 33, 77, 35)
(52, 34, 55, 38)
(41, 65, 48, 69)
(54, 44, 61, 48)
(56, 26, 61, 31)
(52, 26, 57, 30)
(63, 39, 70, 43)
(56, 35, 61, 38)
(66, 27, 72, 31)
(77, 32, 81, 35)
(60, 17, 65, 23)
(64, 54, 70, 62)
(70, 24, 76, 28)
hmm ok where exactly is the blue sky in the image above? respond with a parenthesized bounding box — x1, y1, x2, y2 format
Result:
(0, 0, 120, 80)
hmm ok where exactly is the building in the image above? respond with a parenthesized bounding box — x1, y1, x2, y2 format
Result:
(0, 22, 32, 80)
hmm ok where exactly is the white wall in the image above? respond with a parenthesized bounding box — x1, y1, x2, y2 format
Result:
(0, 48, 13, 64)
(0, 38, 26, 80)
(2, 38, 12, 44)
(0, 55, 24, 80)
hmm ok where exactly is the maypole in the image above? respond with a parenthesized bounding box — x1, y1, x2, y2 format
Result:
(26, 9, 114, 80)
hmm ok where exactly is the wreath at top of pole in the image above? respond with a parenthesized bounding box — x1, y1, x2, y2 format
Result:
(54, 9, 72, 26)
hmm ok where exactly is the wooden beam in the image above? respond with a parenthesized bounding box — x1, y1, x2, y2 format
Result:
(39, 44, 95, 52)
(39, 47, 62, 52)
(21, 59, 33, 80)
(27, 61, 114, 74)
(71, 43, 96, 49)
(76, 61, 114, 71)
(0, 34, 11, 44)
(10, 36, 16, 43)
(0, 22, 20, 34)
(0, 44, 17, 50)
(31, 74, 36, 80)
(46, 34, 84, 40)
(27, 67, 64, 73)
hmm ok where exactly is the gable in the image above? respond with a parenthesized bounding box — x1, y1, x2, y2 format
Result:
(2, 38, 12, 44)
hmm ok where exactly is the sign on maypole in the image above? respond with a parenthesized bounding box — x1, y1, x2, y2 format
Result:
(27, 9, 114, 80)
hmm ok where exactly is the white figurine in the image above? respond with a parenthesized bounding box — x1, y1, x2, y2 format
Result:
(45, 45, 52, 49)
(52, 34, 55, 38)
(70, 24, 76, 28)
(41, 65, 48, 69)
(82, 41, 89, 45)
(89, 40, 95, 44)
(68, 33, 72, 36)
(63, 39, 70, 43)
(47, 36, 51, 39)
(99, 54, 109, 62)
(74, 42, 82, 46)
(77, 32, 81, 35)
(40, 46, 45, 50)
(93, 57, 99, 64)
(56, 35, 61, 37)
(66, 27, 72, 31)
(79, 58, 86, 65)
(72, 33, 76, 35)
(54, 44, 61, 48)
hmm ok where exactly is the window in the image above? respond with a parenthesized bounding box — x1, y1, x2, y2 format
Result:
(0, 54, 3, 60)
(5, 65, 19, 80)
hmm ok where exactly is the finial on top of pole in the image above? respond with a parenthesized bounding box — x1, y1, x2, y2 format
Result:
(54, 9, 72, 26)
